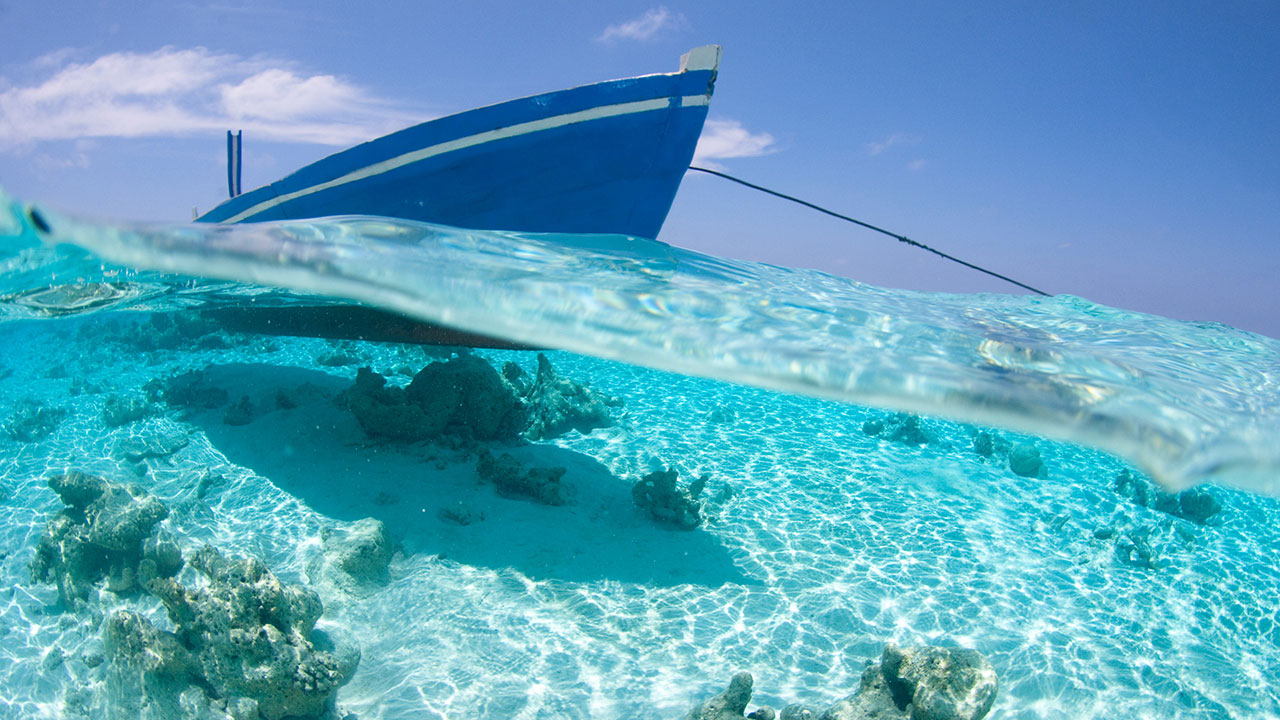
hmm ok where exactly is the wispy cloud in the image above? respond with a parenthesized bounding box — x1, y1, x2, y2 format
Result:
(0, 46, 421, 152)
(692, 118, 776, 170)
(906, 158, 927, 171)
(597, 6, 687, 43)
(866, 132, 921, 156)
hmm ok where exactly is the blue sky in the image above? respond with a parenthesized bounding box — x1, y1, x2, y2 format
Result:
(2, 1, 1277, 337)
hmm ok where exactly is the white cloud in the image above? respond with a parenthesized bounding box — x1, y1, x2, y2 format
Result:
(0, 46, 420, 152)
(597, 7, 687, 43)
(906, 158, 927, 171)
(866, 132, 921, 156)
(692, 118, 776, 170)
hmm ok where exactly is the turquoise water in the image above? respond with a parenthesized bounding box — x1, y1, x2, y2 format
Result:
(1, 191, 1279, 718)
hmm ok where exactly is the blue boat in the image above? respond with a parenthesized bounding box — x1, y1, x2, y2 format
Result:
(198, 46, 721, 240)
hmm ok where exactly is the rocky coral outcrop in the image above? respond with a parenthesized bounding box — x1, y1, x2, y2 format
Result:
(1114, 469, 1222, 526)
(2, 398, 67, 441)
(127, 546, 355, 720)
(517, 353, 620, 440)
(1007, 443, 1042, 478)
(632, 467, 707, 530)
(319, 518, 394, 588)
(862, 414, 930, 446)
(31, 471, 183, 605)
(102, 394, 152, 427)
(475, 449, 570, 505)
(342, 366, 446, 441)
(343, 355, 527, 443)
(688, 645, 996, 720)
(686, 672, 765, 720)
(406, 354, 527, 440)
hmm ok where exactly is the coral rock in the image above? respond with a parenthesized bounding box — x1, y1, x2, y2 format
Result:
(32, 472, 180, 604)
(1008, 443, 1042, 477)
(521, 353, 619, 440)
(1114, 469, 1222, 526)
(102, 394, 151, 427)
(2, 399, 67, 441)
(141, 546, 353, 720)
(406, 354, 527, 441)
(633, 467, 705, 530)
(879, 644, 998, 720)
(322, 518, 394, 586)
(687, 671, 755, 719)
(476, 449, 570, 505)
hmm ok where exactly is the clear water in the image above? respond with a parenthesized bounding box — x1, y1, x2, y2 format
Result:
(1, 190, 1278, 719)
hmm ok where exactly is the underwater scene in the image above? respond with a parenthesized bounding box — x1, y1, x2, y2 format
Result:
(1, 193, 1279, 719)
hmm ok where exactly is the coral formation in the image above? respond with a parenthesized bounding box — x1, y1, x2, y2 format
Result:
(342, 366, 446, 441)
(863, 414, 930, 446)
(32, 472, 356, 718)
(690, 645, 997, 720)
(437, 501, 483, 525)
(102, 393, 152, 427)
(1114, 469, 1222, 525)
(405, 354, 528, 440)
(2, 398, 67, 441)
(31, 471, 182, 605)
(341, 353, 618, 445)
(632, 467, 707, 530)
(686, 672, 761, 719)
(475, 449, 570, 505)
(1008, 443, 1043, 477)
(119, 546, 354, 720)
(343, 355, 527, 442)
(518, 353, 620, 440)
(320, 517, 395, 587)
(223, 395, 255, 425)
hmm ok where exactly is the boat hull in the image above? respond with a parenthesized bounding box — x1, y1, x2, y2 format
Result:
(198, 47, 720, 240)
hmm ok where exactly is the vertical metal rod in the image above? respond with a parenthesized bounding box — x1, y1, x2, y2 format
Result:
(226, 130, 243, 198)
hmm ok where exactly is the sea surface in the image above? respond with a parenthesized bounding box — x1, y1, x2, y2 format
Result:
(1, 190, 1278, 719)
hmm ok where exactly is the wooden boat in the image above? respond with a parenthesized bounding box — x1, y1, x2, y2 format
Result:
(198, 45, 721, 240)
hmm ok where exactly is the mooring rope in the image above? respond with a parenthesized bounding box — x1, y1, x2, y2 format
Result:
(687, 165, 1052, 296)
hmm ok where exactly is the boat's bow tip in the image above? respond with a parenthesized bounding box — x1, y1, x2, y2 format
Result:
(680, 45, 722, 73)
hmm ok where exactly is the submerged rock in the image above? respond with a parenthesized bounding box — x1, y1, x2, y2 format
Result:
(1114, 469, 1222, 525)
(320, 517, 394, 587)
(878, 644, 998, 720)
(222, 395, 255, 426)
(632, 467, 706, 530)
(1008, 443, 1042, 477)
(406, 354, 527, 441)
(863, 414, 930, 446)
(475, 449, 570, 505)
(2, 399, 67, 441)
(102, 394, 151, 427)
(31, 471, 182, 605)
(971, 432, 994, 458)
(437, 501, 483, 526)
(344, 355, 527, 442)
(133, 546, 355, 720)
(685, 672, 759, 720)
(343, 366, 448, 441)
(520, 353, 619, 440)
(693, 645, 997, 720)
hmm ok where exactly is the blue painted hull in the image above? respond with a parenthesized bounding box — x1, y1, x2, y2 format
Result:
(198, 48, 719, 240)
